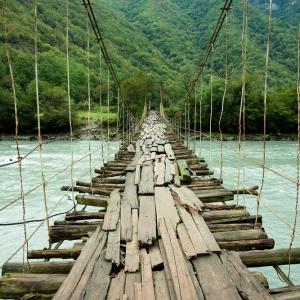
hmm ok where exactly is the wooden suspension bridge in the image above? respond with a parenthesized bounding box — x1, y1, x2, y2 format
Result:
(0, 108, 300, 299)
(1, 0, 300, 299)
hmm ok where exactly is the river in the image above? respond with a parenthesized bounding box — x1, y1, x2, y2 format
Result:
(0, 139, 299, 288)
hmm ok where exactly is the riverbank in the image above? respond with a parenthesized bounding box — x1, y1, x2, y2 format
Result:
(0, 130, 298, 142)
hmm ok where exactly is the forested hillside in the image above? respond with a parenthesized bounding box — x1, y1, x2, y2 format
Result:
(0, 0, 299, 134)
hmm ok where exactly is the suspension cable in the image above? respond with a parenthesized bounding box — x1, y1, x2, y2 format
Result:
(99, 49, 105, 166)
(209, 69, 213, 167)
(34, 0, 51, 243)
(194, 85, 197, 152)
(256, 0, 273, 225)
(107, 70, 110, 148)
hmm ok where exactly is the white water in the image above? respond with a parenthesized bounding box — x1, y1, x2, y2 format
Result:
(0, 139, 299, 288)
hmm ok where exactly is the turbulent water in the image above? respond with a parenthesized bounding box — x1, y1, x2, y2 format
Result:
(0, 138, 299, 288)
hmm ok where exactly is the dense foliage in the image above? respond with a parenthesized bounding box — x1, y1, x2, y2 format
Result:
(0, 0, 299, 134)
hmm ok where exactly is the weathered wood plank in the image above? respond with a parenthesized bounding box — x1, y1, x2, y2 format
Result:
(192, 254, 241, 300)
(125, 209, 139, 272)
(154, 155, 166, 186)
(138, 196, 156, 245)
(139, 163, 154, 195)
(107, 269, 126, 300)
(171, 185, 204, 212)
(154, 187, 180, 231)
(106, 219, 121, 264)
(125, 272, 141, 300)
(140, 249, 155, 300)
(177, 223, 197, 259)
(103, 189, 121, 231)
(177, 160, 191, 183)
(149, 243, 163, 270)
(165, 158, 174, 183)
(220, 251, 271, 299)
(165, 143, 175, 160)
(177, 206, 208, 255)
(153, 271, 171, 300)
(159, 218, 198, 300)
(192, 214, 221, 253)
(76, 194, 108, 208)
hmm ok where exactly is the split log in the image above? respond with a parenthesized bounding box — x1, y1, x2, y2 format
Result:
(196, 189, 234, 203)
(238, 248, 300, 267)
(202, 209, 250, 221)
(213, 229, 268, 242)
(230, 185, 259, 196)
(0, 273, 66, 299)
(76, 194, 108, 207)
(49, 225, 99, 243)
(27, 249, 81, 260)
(92, 178, 126, 184)
(218, 239, 275, 251)
(209, 215, 263, 225)
(54, 220, 103, 226)
(208, 223, 260, 233)
(2, 262, 74, 275)
(65, 211, 105, 221)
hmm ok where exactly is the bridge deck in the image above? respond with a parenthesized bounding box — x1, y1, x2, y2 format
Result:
(1, 111, 300, 299)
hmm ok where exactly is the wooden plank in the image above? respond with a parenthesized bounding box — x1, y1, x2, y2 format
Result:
(192, 214, 221, 253)
(123, 172, 138, 209)
(134, 282, 143, 300)
(159, 218, 198, 300)
(125, 272, 141, 300)
(106, 219, 121, 265)
(169, 161, 176, 176)
(177, 206, 208, 255)
(192, 254, 241, 300)
(195, 189, 234, 203)
(153, 271, 171, 300)
(135, 156, 145, 185)
(177, 223, 197, 259)
(154, 187, 180, 231)
(220, 251, 271, 299)
(177, 160, 191, 182)
(125, 209, 139, 272)
(140, 249, 155, 300)
(139, 163, 154, 195)
(107, 269, 126, 300)
(171, 185, 203, 212)
(84, 249, 112, 300)
(154, 155, 166, 186)
(165, 158, 173, 183)
(186, 260, 205, 300)
(103, 189, 121, 231)
(149, 243, 164, 270)
(138, 196, 156, 245)
(158, 240, 176, 300)
(165, 143, 175, 160)
(174, 162, 181, 187)
(121, 200, 132, 242)
(76, 194, 108, 208)
(53, 228, 104, 300)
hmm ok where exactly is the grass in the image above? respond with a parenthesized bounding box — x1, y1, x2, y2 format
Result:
(76, 105, 118, 127)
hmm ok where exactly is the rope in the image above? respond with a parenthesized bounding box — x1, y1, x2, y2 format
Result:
(288, 28, 300, 277)
(256, 0, 273, 225)
(66, 0, 76, 211)
(237, 0, 248, 204)
(194, 85, 197, 152)
(107, 71, 110, 148)
(99, 49, 104, 166)
(86, 17, 93, 188)
(209, 69, 213, 167)
(199, 85, 203, 158)
(2, 0, 29, 264)
(187, 98, 191, 149)
(219, 13, 229, 181)
(34, 0, 51, 244)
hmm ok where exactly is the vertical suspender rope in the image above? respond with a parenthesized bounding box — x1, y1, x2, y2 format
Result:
(237, 0, 248, 203)
(122, 100, 125, 144)
(256, 0, 273, 225)
(184, 101, 187, 145)
(99, 49, 104, 165)
(86, 17, 93, 187)
(194, 85, 197, 152)
(209, 68, 213, 167)
(107, 71, 110, 149)
(117, 88, 120, 139)
(2, 0, 29, 263)
(187, 98, 191, 149)
(34, 0, 51, 239)
(66, 0, 76, 211)
(219, 13, 228, 181)
(199, 84, 203, 158)
(288, 29, 300, 277)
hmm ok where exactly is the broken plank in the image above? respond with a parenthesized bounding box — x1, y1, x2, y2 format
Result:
(125, 209, 139, 272)
(103, 189, 121, 231)
(154, 187, 180, 231)
(149, 243, 163, 270)
(123, 172, 138, 209)
(165, 144, 175, 160)
(140, 249, 155, 300)
(106, 220, 121, 265)
(107, 269, 126, 300)
(138, 196, 156, 245)
(177, 223, 197, 259)
(154, 155, 166, 186)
